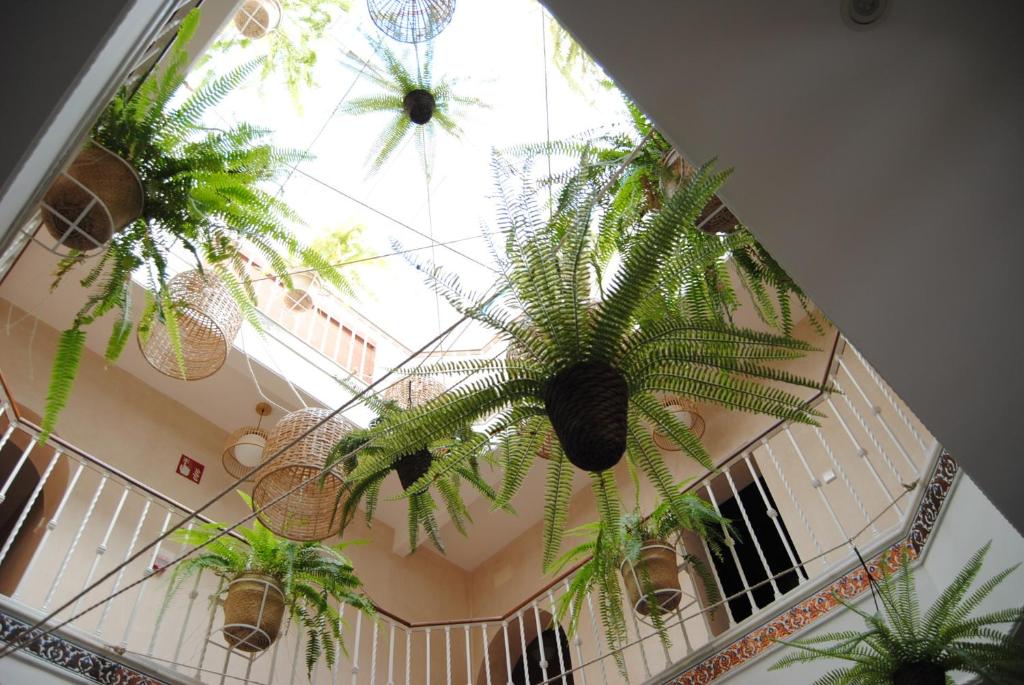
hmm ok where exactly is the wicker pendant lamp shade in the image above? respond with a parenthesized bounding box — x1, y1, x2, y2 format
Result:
(251, 408, 354, 541)
(381, 375, 445, 410)
(366, 0, 455, 43)
(138, 270, 243, 381)
(652, 395, 706, 451)
(223, 403, 273, 481)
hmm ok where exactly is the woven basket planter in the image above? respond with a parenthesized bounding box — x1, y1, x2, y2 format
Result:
(367, 0, 456, 43)
(283, 271, 321, 311)
(252, 408, 353, 541)
(40, 142, 144, 252)
(234, 0, 282, 39)
(394, 448, 433, 490)
(892, 663, 946, 685)
(652, 395, 705, 452)
(403, 89, 436, 125)
(544, 361, 628, 472)
(381, 376, 444, 410)
(222, 573, 286, 652)
(138, 270, 243, 381)
(619, 539, 683, 616)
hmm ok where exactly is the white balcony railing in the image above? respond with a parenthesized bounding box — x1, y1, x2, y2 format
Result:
(0, 336, 940, 684)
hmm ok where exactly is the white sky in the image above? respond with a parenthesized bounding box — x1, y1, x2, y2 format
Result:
(203, 0, 629, 356)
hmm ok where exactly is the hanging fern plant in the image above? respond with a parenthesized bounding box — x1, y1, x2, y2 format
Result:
(40, 9, 355, 439)
(340, 36, 487, 172)
(336, 156, 828, 568)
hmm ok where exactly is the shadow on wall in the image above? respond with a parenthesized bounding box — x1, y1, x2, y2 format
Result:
(0, 405, 69, 596)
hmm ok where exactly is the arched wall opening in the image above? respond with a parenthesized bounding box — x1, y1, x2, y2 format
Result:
(479, 608, 575, 685)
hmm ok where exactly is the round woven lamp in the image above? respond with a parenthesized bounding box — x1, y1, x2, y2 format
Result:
(381, 375, 445, 410)
(234, 0, 282, 39)
(652, 396, 706, 451)
(366, 0, 456, 43)
(223, 403, 273, 481)
(139, 270, 243, 381)
(251, 408, 354, 541)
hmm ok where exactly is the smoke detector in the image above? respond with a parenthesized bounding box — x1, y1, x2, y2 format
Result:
(842, 0, 888, 29)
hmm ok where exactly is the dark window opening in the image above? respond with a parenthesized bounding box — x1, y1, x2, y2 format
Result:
(511, 628, 575, 685)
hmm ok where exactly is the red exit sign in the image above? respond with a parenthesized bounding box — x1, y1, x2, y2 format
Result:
(176, 454, 204, 484)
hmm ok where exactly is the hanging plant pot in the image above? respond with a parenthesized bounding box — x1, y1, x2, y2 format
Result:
(233, 0, 282, 39)
(544, 361, 628, 472)
(395, 448, 433, 490)
(283, 270, 321, 311)
(40, 142, 144, 252)
(382, 376, 445, 410)
(619, 539, 683, 616)
(252, 408, 354, 541)
(138, 270, 243, 381)
(652, 395, 706, 452)
(403, 89, 436, 125)
(892, 663, 946, 685)
(222, 573, 286, 652)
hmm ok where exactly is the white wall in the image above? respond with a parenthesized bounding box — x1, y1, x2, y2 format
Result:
(540, 0, 1024, 533)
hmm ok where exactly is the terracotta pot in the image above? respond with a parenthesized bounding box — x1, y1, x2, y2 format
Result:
(395, 448, 433, 490)
(544, 361, 628, 472)
(222, 573, 286, 652)
(892, 662, 946, 685)
(403, 89, 436, 125)
(234, 0, 280, 39)
(284, 271, 320, 311)
(41, 143, 143, 251)
(620, 539, 682, 616)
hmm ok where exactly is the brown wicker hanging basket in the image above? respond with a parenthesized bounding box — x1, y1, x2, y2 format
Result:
(892, 662, 946, 685)
(403, 89, 436, 125)
(652, 395, 706, 452)
(234, 0, 282, 39)
(222, 403, 273, 481)
(544, 361, 628, 472)
(252, 407, 354, 541)
(381, 376, 444, 410)
(619, 539, 683, 616)
(40, 142, 144, 252)
(221, 573, 286, 652)
(138, 270, 243, 381)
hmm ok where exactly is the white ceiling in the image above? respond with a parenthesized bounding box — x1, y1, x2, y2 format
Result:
(541, 0, 1024, 531)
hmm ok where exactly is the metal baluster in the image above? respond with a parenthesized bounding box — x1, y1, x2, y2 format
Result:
(761, 439, 826, 569)
(518, 611, 530, 684)
(562, 580, 588, 685)
(849, 345, 928, 452)
(531, 601, 550, 682)
(351, 609, 364, 685)
(43, 473, 108, 610)
(585, 592, 611, 685)
(14, 460, 84, 601)
(784, 428, 850, 550)
(75, 485, 130, 615)
(834, 380, 907, 484)
(697, 529, 733, 628)
(388, 621, 396, 685)
(426, 627, 432, 685)
(95, 498, 150, 637)
(333, 604, 346, 685)
(546, 590, 568, 683)
(723, 468, 780, 600)
(813, 425, 877, 536)
(502, 620, 514, 685)
(0, 424, 16, 455)
(405, 626, 412, 685)
(172, 569, 204, 669)
(480, 624, 492, 685)
(825, 397, 903, 518)
(463, 625, 473, 685)
(121, 508, 173, 649)
(371, 619, 380, 684)
(445, 625, 452, 685)
(196, 576, 225, 678)
(838, 359, 918, 475)
(0, 449, 61, 565)
(0, 435, 35, 504)
(627, 602, 652, 679)
(742, 455, 806, 583)
(704, 484, 758, 614)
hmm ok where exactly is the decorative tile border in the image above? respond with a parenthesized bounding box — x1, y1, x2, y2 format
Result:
(668, 452, 958, 685)
(0, 609, 170, 685)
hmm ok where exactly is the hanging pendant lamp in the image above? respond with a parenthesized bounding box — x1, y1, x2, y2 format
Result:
(651, 395, 706, 451)
(223, 402, 273, 481)
(251, 407, 355, 541)
(138, 270, 243, 381)
(233, 0, 282, 39)
(366, 0, 455, 43)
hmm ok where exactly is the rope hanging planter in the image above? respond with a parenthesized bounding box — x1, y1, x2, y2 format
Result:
(366, 0, 455, 43)
(652, 395, 706, 452)
(252, 407, 354, 541)
(39, 142, 144, 253)
(544, 361, 629, 472)
(138, 270, 243, 381)
(220, 574, 285, 652)
(382, 376, 444, 489)
(619, 539, 685, 616)
(222, 402, 273, 481)
(233, 0, 282, 39)
(403, 89, 436, 125)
